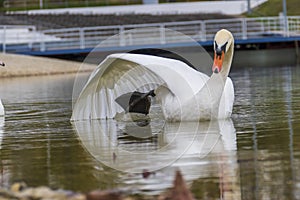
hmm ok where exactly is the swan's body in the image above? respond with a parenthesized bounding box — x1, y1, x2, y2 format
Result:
(71, 29, 234, 121)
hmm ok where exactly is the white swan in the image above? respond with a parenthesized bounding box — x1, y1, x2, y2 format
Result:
(71, 29, 234, 121)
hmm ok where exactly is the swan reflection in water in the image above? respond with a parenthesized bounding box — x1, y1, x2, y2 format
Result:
(0, 116, 8, 186)
(0, 116, 4, 149)
(72, 116, 240, 198)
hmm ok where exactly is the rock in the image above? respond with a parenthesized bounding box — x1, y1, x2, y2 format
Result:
(0, 189, 18, 200)
(10, 182, 27, 193)
(158, 170, 194, 200)
(16, 186, 67, 200)
(86, 189, 123, 200)
(0, 184, 86, 200)
(0, 170, 195, 200)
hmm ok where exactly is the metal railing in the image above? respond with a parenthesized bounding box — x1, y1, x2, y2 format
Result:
(1, 16, 300, 53)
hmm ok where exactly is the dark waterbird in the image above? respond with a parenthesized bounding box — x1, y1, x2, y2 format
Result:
(115, 90, 156, 115)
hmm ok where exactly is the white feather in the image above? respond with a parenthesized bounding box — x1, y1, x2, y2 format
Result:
(72, 53, 234, 121)
(72, 30, 235, 121)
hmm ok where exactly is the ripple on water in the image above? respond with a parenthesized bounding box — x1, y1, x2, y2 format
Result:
(0, 66, 300, 198)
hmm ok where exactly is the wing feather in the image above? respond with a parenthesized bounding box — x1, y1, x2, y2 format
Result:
(72, 54, 164, 120)
(71, 53, 210, 120)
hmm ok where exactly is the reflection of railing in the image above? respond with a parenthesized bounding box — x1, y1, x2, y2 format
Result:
(1, 16, 300, 53)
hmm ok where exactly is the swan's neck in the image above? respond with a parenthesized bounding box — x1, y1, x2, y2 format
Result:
(221, 42, 234, 79)
(199, 43, 234, 117)
(204, 73, 226, 106)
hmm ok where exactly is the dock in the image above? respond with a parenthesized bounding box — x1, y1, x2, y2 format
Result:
(1, 16, 300, 61)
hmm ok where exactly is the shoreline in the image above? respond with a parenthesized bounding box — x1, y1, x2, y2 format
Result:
(0, 53, 96, 78)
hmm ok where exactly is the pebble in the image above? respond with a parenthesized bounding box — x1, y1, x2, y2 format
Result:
(0, 184, 85, 200)
(0, 170, 194, 200)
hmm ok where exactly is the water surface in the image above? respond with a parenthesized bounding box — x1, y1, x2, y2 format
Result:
(0, 65, 299, 199)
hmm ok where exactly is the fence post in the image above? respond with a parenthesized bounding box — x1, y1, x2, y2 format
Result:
(282, 0, 289, 37)
(119, 26, 125, 46)
(2, 26, 6, 53)
(280, 14, 289, 37)
(40, 30, 45, 52)
(79, 28, 85, 49)
(28, 26, 35, 50)
(286, 16, 290, 37)
(242, 18, 247, 39)
(200, 21, 206, 41)
(159, 24, 166, 44)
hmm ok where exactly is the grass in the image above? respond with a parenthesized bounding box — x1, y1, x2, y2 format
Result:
(247, 0, 300, 17)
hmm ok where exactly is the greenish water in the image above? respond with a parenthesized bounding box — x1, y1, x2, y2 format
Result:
(0, 65, 299, 199)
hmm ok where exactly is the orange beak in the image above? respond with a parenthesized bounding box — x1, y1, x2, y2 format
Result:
(212, 51, 224, 74)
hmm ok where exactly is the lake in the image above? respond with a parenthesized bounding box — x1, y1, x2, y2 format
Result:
(0, 64, 300, 199)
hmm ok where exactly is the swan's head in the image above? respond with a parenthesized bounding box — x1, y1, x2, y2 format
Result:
(212, 29, 234, 74)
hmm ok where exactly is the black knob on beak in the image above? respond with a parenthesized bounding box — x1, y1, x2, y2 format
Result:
(215, 48, 223, 56)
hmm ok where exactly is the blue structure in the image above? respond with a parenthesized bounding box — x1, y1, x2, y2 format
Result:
(4, 36, 298, 57)
(1, 16, 300, 57)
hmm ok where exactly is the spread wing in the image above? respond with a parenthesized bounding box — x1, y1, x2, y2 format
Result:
(71, 53, 209, 121)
